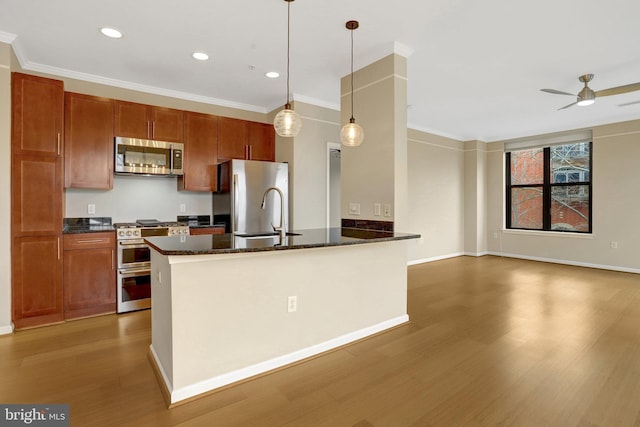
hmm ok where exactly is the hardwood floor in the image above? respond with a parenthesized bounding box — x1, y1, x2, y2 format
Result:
(2, 255, 640, 426)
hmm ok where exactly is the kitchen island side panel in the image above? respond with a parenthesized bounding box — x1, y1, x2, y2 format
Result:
(150, 250, 174, 391)
(154, 240, 409, 403)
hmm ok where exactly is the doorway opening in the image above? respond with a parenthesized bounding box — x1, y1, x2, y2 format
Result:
(327, 142, 341, 228)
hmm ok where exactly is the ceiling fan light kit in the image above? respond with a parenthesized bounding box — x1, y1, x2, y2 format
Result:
(541, 73, 640, 110)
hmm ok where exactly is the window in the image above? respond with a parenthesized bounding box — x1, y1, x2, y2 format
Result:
(506, 141, 592, 233)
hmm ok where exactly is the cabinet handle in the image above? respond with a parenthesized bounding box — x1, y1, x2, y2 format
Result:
(151, 121, 155, 138)
(249, 145, 253, 159)
(112, 249, 115, 270)
(57, 237, 60, 260)
(76, 239, 107, 244)
(57, 133, 61, 156)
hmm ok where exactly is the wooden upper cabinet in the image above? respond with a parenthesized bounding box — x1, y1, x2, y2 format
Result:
(64, 93, 114, 189)
(114, 100, 184, 142)
(151, 107, 184, 142)
(248, 121, 275, 161)
(218, 117, 247, 160)
(11, 73, 64, 157)
(180, 112, 219, 192)
(218, 117, 275, 161)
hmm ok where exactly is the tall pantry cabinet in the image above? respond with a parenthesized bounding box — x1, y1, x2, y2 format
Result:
(11, 73, 65, 329)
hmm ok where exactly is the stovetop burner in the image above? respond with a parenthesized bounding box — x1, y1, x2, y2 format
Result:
(114, 220, 187, 229)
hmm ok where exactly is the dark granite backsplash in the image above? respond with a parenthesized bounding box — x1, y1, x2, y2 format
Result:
(341, 219, 394, 232)
(63, 217, 114, 233)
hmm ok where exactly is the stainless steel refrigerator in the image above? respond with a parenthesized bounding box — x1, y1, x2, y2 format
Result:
(213, 159, 289, 236)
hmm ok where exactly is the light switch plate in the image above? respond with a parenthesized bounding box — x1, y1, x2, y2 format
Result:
(87, 204, 96, 214)
(349, 203, 361, 215)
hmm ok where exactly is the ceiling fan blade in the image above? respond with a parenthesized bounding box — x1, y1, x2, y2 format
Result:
(595, 82, 640, 97)
(619, 100, 640, 107)
(541, 88, 576, 96)
(558, 101, 577, 110)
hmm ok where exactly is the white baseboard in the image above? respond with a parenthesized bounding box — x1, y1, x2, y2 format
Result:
(408, 252, 465, 265)
(166, 315, 409, 404)
(149, 345, 174, 396)
(487, 251, 640, 274)
(0, 324, 14, 335)
(464, 251, 489, 257)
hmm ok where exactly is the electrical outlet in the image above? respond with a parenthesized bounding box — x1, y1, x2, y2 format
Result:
(374, 203, 381, 216)
(180, 203, 186, 213)
(349, 203, 360, 215)
(87, 204, 96, 214)
(287, 296, 297, 313)
(610, 241, 618, 249)
(383, 204, 391, 217)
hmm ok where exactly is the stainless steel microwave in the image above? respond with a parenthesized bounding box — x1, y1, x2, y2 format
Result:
(115, 137, 184, 176)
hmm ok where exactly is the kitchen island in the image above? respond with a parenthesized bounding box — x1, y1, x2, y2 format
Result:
(145, 228, 419, 405)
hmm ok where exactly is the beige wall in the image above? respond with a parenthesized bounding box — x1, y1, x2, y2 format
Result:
(486, 119, 640, 272)
(340, 54, 407, 225)
(464, 140, 488, 255)
(0, 43, 11, 333)
(407, 129, 465, 263)
(279, 101, 340, 230)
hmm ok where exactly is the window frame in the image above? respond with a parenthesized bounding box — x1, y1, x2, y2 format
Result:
(505, 142, 592, 233)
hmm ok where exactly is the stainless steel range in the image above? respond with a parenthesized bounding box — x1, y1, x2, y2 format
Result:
(114, 220, 189, 313)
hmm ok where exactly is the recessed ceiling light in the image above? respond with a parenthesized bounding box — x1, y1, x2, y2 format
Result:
(265, 71, 280, 79)
(192, 52, 209, 61)
(100, 27, 122, 39)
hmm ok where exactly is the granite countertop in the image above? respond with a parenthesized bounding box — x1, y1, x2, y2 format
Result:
(145, 227, 420, 255)
(63, 217, 114, 234)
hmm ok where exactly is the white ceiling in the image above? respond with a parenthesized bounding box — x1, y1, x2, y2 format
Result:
(1, 0, 639, 142)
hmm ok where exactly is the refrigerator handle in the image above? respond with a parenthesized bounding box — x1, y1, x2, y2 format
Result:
(233, 174, 238, 233)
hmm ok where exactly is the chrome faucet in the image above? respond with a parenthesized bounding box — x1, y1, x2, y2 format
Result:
(261, 187, 286, 239)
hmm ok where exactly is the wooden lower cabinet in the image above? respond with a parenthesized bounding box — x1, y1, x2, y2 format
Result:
(12, 236, 64, 329)
(189, 227, 225, 236)
(63, 232, 116, 320)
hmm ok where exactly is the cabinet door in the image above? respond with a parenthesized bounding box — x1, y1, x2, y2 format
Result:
(189, 227, 225, 235)
(218, 117, 248, 160)
(64, 93, 114, 189)
(12, 236, 63, 329)
(151, 107, 184, 142)
(182, 112, 218, 191)
(114, 100, 150, 139)
(63, 233, 116, 319)
(248, 122, 275, 161)
(12, 156, 63, 236)
(11, 73, 64, 157)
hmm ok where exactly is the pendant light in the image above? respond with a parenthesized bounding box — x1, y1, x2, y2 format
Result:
(340, 20, 364, 147)
(273, 0, 302, 137)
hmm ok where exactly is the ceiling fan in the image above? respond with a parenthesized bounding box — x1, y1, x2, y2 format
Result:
(541, 74, 640, 110)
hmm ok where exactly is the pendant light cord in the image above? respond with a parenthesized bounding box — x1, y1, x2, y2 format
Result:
(286, 0, 291, 107)
(350, 27, 355, 121)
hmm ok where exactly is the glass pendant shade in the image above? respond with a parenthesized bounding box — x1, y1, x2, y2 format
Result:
(340, 119, 364, 147)
(274, 105, 302, 137)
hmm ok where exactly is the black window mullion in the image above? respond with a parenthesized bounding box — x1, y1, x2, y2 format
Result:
(542, 147, 551, 230)
(505, 152, 512, 229)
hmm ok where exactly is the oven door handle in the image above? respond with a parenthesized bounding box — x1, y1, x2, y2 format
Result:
(119, 268, 151, 276)
(118, 241, 146, 247)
